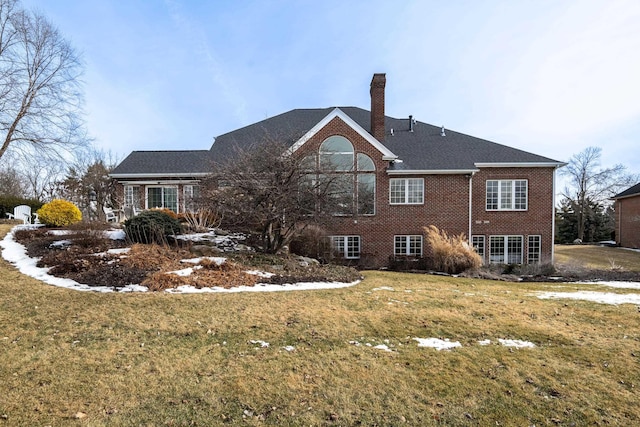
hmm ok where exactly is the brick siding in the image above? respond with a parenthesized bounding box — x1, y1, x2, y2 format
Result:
(298, 117, 558, 267)
(616, 195, 640, 248)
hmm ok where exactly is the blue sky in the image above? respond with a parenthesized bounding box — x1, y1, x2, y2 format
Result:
(22, 0, 640, 176)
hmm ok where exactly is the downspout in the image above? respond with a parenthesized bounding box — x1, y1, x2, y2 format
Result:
(617, 201, 622, 246)
(551, 166, 559, 263)
(468, 172, 475, 244)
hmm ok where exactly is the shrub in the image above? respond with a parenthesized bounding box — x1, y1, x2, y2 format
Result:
(37, 199, 82, 227)
(289, 225, 331, 261)
(180, 208, 221, 232)
(124, 210, 182, 244)
(149, 207, 179, 219)
(423, 225, 482, 274)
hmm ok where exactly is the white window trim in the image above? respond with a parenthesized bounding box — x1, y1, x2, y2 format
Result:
(389, 178, 424, 205)
(471, 235, 486, 261)
(489, 235, 524, 264)
(528, 235, 542, 264)
(394, 235, 423, 256)
(330, 235, 361, 259)
(486, 179, 528, 211)
(357, 174, 376, 216)
(146, 185, 179, 212)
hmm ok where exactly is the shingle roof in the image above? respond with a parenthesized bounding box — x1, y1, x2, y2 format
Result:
(112, 107, 562, 178)
(209, 107, 561, 170)
(110, 150, 213, 177)
(612, 182, 640, 199)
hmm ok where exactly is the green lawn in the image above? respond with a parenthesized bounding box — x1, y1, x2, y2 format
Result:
(1, 224, 639, 426)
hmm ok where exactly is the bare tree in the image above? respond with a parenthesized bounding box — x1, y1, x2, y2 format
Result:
(561, 146, 639, 241)
(0, 163, 25, 196)
(201, 140, 344, 254)
(57, 149, 120, 220)
(0, 0, 87, 163)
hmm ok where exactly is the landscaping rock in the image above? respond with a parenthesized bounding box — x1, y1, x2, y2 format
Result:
(190, 244, 222, 256)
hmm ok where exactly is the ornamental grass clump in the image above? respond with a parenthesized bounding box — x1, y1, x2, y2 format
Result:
(423, 225, 482, 274)
(36, 199, 82, 227)
(124, 210, 182, 245)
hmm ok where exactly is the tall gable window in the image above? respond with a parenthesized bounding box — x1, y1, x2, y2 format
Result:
(390, 178, 424, 204)
(486, 180, 527, 211)
(309, 136, 376, 216)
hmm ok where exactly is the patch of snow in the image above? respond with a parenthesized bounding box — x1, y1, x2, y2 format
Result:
(48, 230, 72, 236)
(578, 281, 640, 290)
(537, 291, 640, 305)
(180, 256, 226, 265)
(250, 340, 269, 348)
(414, 337, 462, 351)
(107, 248, 130, 255)
(373, 344, 393, 352)
(372, 286, 394, 291)
(477, 339, 491, 346)
(282, 345, 295, 352)
(168, 266, 202, 277)
(245, 270, 276, 278)
(104, 229, 126, 240)
(163, 280, 360, 294)
(50, 239, 72, 248)
(498, 339, 536, 348)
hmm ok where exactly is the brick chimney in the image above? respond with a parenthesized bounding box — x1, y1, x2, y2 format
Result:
(370, 73, 386, 141)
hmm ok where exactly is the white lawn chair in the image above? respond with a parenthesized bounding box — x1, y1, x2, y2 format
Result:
(103, 206, 118, 223)
(6, 205, 32, 224)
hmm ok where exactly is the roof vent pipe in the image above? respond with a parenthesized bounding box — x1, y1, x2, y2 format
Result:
(409, 115, 414, 132)
(441, 126, 446, 137)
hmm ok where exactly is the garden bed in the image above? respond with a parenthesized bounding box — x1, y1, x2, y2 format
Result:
(9, 224, 361, 291)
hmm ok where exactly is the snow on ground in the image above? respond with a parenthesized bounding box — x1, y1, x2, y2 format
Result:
(0, 227, 359, 294)
(537, 291, 640, 305)
(180, 256, 226, 265)
(535, 280, 640, 305)
(414, 337, 462, 351)
(498, 339, 536, 348)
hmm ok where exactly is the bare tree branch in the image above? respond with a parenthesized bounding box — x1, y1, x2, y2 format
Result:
(0, 0, 87, 164)
(560, 146, 639, 241)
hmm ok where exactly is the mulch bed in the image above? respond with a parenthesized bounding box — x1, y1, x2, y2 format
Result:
(11, 227, 361, 291)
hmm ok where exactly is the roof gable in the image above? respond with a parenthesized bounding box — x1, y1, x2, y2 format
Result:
(285, 108, 397, 160)
(613, 182, 640, 199)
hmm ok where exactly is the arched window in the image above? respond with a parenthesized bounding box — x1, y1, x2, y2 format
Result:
(311, 136, 376, 216)
(320, 136, 354, 171)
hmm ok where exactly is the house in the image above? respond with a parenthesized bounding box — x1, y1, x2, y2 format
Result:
(612, 183, 640, 249)
(110, 73, 564, 267)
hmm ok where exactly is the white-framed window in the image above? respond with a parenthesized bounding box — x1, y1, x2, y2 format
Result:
(146, 186, 178, 213)
(183, 185, 200, 212)
(528, 235, 541, 264)
(394, 235, 423, 256)
(486, 180, 527, 211)
(489, 235, 523, 264)
(310, 136, 376, 216)
(330, 235, 361, 259)
(390, 178, 424, 204)
(124, 185, 142, 209)
(472, 235, 485, 261)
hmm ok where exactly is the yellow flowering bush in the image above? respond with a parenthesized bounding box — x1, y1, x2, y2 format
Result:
(37, 199, 82, 227)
